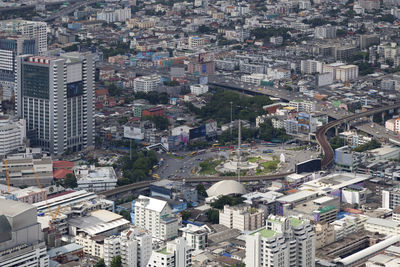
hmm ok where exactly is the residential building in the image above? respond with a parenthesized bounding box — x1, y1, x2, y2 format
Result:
(219, 204, 265, 231)
(0, 20, 47, 55)
(74, 165, 118, 192)
(97, 7, 131, 23)
(331, 215, 367, 240)
(358, 0, 380, 10)
(241, 73, 270, 85)
(301, 60, 324, 74)
(360, 34, 380, 49)
(267, 67, 291, 80)
(364, 217, 400, 236)
(190, 84, 208, 95)
(341, 185, 367, 204)
(315, 25, 337, 39)
(180, 224, 210, 251)
(323, 63, 359, 82)
(147, 237, 192, 267)
(188, 36, 208, 49)
(288, 100, 316, 113)
(0, 115, 25, 156)
(134, 195, 179, 240)
(245, 215, 315, 267)
(134, 75, 161, 93)
(315, 223, 335, 249)
(0, 199, 49, 267)
(16, 53, 95, 155)
(103, 227, 152, 267)
(382, 186, 400, 210)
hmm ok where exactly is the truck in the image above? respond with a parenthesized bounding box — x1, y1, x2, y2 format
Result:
(263, 149, 274, 153)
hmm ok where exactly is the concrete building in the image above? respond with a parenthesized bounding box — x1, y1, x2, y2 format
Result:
(0, 152, 53, 187)
(16, 53, 95, 155)
(382, 186, 400, 210)
(288, 100, 316, 113)
(364, 217, 400, 236)
(189, 84, 208, 95)
(323, 63, 359, 82)
(103, 227, 152, 267)
(134, 195, 179, 240)
(241, 73, 270, 85)
(133, 75, 161, 93)
(0, 115, 25, 156)
(180, 224, 210, 251)
(245, 215, 315, 267)
(0, 20, 47, 55)
(331, 215, 367, 241)
(219, 204, 265, 231)
(0, 199, 49, 267)
(147, 237, 192, 267)
(314, 25, 337, 39)
(188, 36, 208, 49)
(315, 223, 335, 249)
(301, 60, 324, 74)
(74, 165, 118, 192)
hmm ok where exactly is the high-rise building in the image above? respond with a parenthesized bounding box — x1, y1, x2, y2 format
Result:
(300, 60, 324, 74)
(134, 195, 179, 241)
(0, 20, 47, 55)
(180, 224, 210, 251)
(104, 227, 152, 267)
(219, 204, 265, 231)
(0, 115, 25, 156)
(314, 25, 337, 39)
(245, 215, 315, 267)
(0, 35, 37, 101)
(147, 237, 193, 267)
(0, 199, 49, 267)
(16, 53, 95, 155)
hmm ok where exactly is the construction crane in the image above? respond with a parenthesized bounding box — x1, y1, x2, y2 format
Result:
(4, 160, 10, 192)
(32, 167, 61, 229)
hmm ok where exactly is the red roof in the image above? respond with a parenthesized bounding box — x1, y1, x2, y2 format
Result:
(53, 160, 74, 170)
(95, 89, 109, 97)
(53, 169, 73, 179)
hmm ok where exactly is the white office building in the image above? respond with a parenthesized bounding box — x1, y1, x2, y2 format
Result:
(134, 75, 161, 93)
(323, 62, 359, 82)
(288, 100, 316, 113)
(16, 53, 95, 155)
(134, 195, 179, 240)
(104, 227, 152, 267)
(147, 237, 192, 267)
(241, 73, 270, 85)
(74, 165, 118, 192)
(245, 214, 315, 267)
(0, 116, 25, 156)
(190, 84, 208, 95)
(0, 199, 49, 267)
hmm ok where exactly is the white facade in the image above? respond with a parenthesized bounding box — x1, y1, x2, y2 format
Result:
(190, 84, 208, 95)
(97, 7, 131, 23)
(241, 73, 269, 85)
(180, 224, 209, 251)
(147, 237, 192, 267)
(75, 165, 118, 192)
(134, 195, 178, 240)
(364, 217, 400, 236)
(188, 36, 207, 49)
(323, 63, 359, 82)
(301, 60, 324, 74)
(267, 67, 291, 80)
(0, 116, 25, 156)
(245, 215, 315, 267)
(331, 215, 366, 240)
(314, 25, 336, 39)
(288, 100, 316, 113)
(341, 187, 367, 204)
(219, 205, 265, 231)
(104, 227, 152, 267)
(134, 75, 161, 93)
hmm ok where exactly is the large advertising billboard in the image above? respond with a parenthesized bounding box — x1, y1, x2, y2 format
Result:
(295, 159, 321, 174)
(298, 113, 310, 133)
(124, 126, 144, 140)
(189, 125, 206, 140)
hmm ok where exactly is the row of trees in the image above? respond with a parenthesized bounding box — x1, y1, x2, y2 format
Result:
(116, 151, 158, 186)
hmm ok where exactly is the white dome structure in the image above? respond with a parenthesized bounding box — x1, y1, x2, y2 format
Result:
(206, 180, 246, 197)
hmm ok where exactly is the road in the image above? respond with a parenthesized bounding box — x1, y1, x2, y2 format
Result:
(316, 102, 400, 168)
(43, 0, 98, 22)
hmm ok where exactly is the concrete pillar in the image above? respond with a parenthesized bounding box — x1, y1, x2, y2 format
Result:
(382, 112, 385, 122)
(346, 122, 350, 131)
(335, 126, 339, 136)
(370, 115, 374, 122)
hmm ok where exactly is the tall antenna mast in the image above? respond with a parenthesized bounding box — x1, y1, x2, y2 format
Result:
(237, 119, 241, 183)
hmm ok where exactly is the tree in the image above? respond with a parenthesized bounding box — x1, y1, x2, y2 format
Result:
(181, 210, 191, 221)
(196, 184, 208, 197)
(119, 210, 131, 221)
(206, 209, 219, 224)
(110, 256, 122, 267)
(64, 173, 77, 188)
(95, 259, 106, 267)
(329, 136, 346, 150)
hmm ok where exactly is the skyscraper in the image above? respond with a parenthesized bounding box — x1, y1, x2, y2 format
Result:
(16, 52, 95, 155)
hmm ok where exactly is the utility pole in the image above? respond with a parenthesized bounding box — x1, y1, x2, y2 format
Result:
(237, 119, 241, 183)
(230, 101, 233, 138)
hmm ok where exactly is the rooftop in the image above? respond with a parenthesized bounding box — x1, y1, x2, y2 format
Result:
(290, 217, 303, 227)
(252, 228, 276, 238)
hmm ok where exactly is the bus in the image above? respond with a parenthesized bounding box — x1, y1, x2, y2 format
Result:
(212, 143, 220, 148)
(190, 151, 197, 157)
(152, 174, 160, 179)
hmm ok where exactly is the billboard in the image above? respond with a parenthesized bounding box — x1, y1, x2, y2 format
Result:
(295, 159, 321, 174)
(124, 126, 144, 140)
(198, 76, 208, 84)
(298, 113, 310, 133)
(205, 120, 217, 137)
(189, 125, 206, 140)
